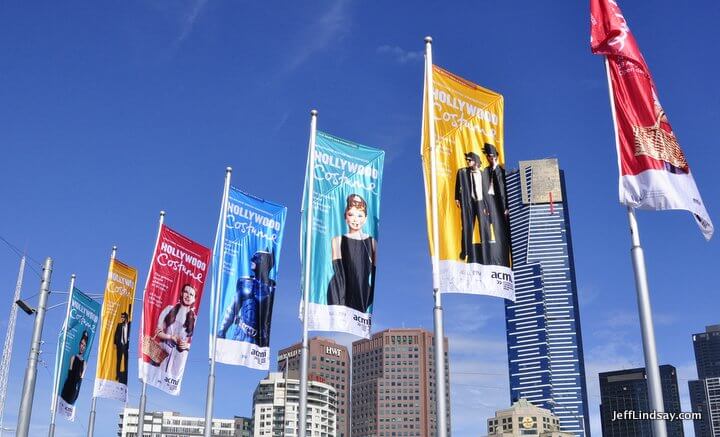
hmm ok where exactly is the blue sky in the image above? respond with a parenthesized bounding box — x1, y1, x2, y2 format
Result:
(1, 1, 718, 436)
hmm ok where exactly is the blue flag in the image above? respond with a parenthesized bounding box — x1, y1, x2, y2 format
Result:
(210, 187, 287, 369)
(301, 131, 385, 338)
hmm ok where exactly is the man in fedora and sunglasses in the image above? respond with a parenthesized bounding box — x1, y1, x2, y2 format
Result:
(455, 151, 486, 263)
(480, 143, 511, 267)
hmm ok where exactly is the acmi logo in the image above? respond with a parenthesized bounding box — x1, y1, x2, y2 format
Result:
(491, 271, 513, 283)
(353, 314, 371, 326)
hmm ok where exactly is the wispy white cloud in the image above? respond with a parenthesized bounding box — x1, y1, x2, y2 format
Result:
(599, 310, 677, 331)
(448, 333, 509, 435)
(376, 45, 423, 64)
(284, 1, 351, 72)
(444, 302, 497, 333)
(175, 0, 209, 46)
(577, 282, 600, 307)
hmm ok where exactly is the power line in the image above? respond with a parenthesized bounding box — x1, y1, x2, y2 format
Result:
(0, 235, 42, 278)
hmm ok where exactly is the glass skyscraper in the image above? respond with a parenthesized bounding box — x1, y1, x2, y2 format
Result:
(504, 159, 591, 436)
(689, 324, 720, 437)
(599, 365, 684, 437)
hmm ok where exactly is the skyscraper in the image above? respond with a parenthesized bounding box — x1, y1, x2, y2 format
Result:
(504, 159, 591, 435)
(688, 325, 720, 436)
(277, 337, 350, 437)
(351, 328, 450, 437)
(599, 365, 684, 437)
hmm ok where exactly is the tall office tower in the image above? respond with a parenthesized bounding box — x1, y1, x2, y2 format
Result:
(504, 159, 591, 436)
(252, 372, 337, 437)
(351, 328, 450, 437)
(688, 325, 720, 436)
(599, 365, 684, 437)
(277, 337, 350, 437)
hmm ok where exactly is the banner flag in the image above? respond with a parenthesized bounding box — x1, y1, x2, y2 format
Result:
(138, 225, 211, 395)
(210, 187, 287, 369)
(54, 287, 100, 421)
(421, 64, 515, 299)
(301, 131, 385, 338)
(591, 0, 713, 240)
(93, 258, 138, 402)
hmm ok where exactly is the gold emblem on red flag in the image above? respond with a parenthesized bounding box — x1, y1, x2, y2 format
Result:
(633, 111, 688, 170)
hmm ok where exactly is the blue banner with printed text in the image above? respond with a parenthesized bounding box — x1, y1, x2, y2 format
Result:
(210, 187, 287, 370)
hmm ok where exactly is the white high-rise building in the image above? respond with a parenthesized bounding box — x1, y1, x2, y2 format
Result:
(252, 372, 337, 437)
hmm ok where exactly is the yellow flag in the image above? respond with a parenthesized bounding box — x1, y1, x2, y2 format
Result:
(92, 258, 137, 401)
(422, 65, 514, 299)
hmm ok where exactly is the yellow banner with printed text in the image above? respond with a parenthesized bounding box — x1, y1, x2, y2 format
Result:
(93, 258, 137, 402)
(422, 64, 514, 299)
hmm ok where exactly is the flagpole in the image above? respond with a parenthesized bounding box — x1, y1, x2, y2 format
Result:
(425, 36, 448, 437)
(86, 246, 116, 437)
(604, 57, 667, 437)
(204, 167, 232, 437)
(299, 109, 318, 437)
(138, 211, 165, 436)
(48, 275, 76, 437)
(16, 257, 53, 437)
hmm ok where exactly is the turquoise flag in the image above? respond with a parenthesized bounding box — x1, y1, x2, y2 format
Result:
(301, 131, 385, 338)
(53, 287, 100, 421)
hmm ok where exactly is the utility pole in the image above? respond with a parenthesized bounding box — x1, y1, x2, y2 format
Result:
(16, 257, 53, 437)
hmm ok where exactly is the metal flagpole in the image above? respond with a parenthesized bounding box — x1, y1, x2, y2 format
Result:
(87, 246, 117, 437)
(138, 211, 166, 437)
(48, 275, 76, 437)
(603, 57, 666, 437)
(204, 167, 232, 437)
(16, 257, 53, 437)
(627, 208, 667, 436)
(299, 109, 318, 437)
(0, 256, 26, 436)
(425, 36, 448, 437)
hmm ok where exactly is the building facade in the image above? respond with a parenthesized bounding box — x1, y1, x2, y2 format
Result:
(599, 365, 684, 437)
(689, 325, 720, 436)
(118, 408, 252, 437)
(487, 398, 574, 437)
(351, 328, 450, 437)
(277, 337, 350, 437)
(252, 372, 337, 437)
(504, 159, 591, 435)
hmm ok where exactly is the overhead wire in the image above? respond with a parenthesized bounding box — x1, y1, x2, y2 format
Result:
(0, 235, 42, 278)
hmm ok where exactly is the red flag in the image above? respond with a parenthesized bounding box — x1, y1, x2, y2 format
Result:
(591, 0, 713, 240)
(138, 225, 212, 395)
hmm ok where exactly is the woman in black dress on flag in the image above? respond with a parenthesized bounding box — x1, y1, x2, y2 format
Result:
(60, 330, 88, 405)
(327, 194, 377, 313)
